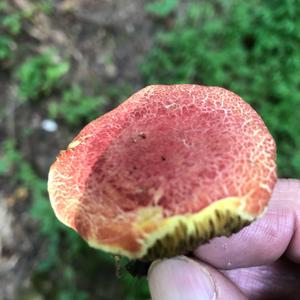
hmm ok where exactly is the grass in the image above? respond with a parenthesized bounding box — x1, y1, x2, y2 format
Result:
(16, 51, 70, 101)
(48, 84, 107, 127)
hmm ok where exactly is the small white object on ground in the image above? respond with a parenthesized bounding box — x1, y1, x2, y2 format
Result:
(41, 119, 58, 132)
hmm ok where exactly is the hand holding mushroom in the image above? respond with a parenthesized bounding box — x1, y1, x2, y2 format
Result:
(48, 85, 283, 297)
(148, 179, 300, 300)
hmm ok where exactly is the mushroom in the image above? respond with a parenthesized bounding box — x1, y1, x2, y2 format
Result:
(48, 85, 277, 261)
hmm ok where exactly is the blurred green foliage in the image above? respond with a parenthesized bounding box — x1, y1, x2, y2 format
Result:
(142, 0, 300, 178)
(17, 51, 70, 101)
(49, 84, 107, 126)
(2, 11, 22, 34)
(145, 0, 179, 17)
(0, 0, 52, 63)
(0, 35, 13, 60)
(0, 139, 21, 175)
(0, 1, 20, 61)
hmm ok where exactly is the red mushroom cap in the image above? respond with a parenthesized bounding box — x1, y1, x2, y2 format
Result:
(48, 85, 277, 260)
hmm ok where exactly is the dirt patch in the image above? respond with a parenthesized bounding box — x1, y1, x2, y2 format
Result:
(0, 191, 41, 300)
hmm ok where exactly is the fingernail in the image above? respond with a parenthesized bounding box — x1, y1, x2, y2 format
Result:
(148, 256, 216, 300)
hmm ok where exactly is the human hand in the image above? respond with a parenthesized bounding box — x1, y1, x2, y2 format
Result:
(148, 179, 300, 300)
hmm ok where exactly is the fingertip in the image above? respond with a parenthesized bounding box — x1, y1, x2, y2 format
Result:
(148, 256, 216, 300)
(148, 256, 246, 300)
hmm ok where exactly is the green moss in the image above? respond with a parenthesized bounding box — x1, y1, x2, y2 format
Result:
(145, 0, 179, 17)
(16, 51, 70, 101)
(48, 84, 107, 126)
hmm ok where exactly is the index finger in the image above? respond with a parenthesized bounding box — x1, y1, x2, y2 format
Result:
(194, 179, 300, 269)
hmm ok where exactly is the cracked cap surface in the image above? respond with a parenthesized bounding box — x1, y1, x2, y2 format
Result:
(48, 85, 277, 260)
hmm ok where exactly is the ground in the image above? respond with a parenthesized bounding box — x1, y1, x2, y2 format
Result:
(0, 0, 155, 299)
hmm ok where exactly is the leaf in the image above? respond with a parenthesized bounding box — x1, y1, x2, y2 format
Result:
(145, 0, 179, 17)
(0, 36, 13, 60)
(2, 14, 22, 34)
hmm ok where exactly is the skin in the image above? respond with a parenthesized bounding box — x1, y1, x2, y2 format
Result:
(148, 179, 300, 300)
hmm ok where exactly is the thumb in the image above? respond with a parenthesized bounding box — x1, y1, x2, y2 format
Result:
(147, 256, 246, 300)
